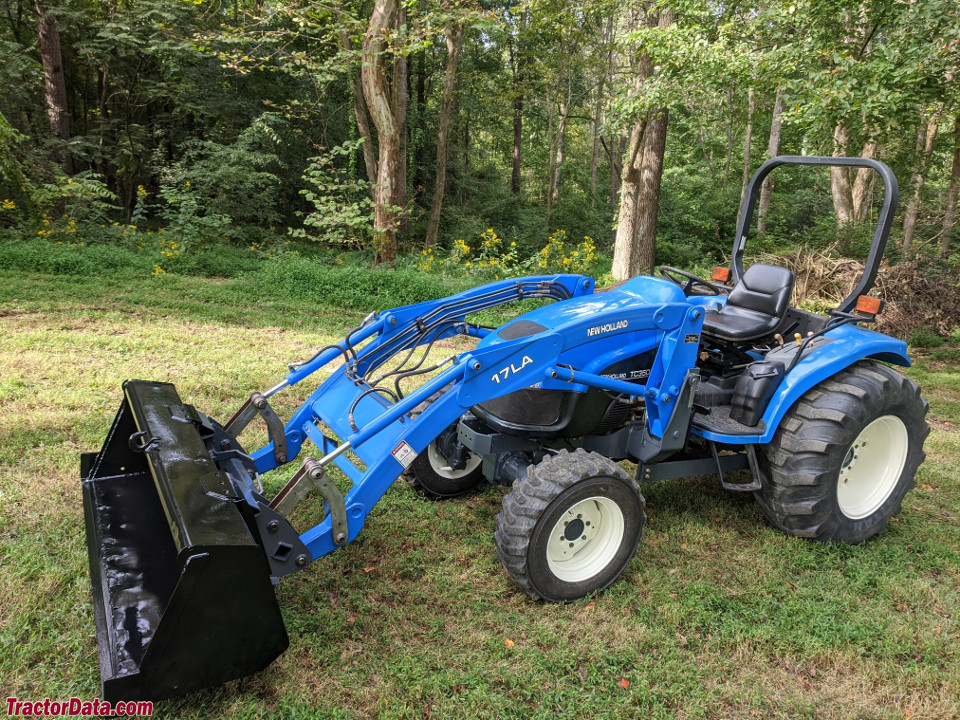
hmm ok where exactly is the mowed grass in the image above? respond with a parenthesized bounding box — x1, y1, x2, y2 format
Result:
(1, 268, 958, 719)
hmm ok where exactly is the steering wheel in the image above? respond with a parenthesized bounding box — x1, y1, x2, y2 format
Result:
(656, 266, 725, 296)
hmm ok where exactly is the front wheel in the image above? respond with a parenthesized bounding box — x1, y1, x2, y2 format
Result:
(756, 360, 929, 544)
(494, 449, 646, 602)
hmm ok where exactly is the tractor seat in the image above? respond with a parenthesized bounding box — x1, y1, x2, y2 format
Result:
(702, 263, 795, 342)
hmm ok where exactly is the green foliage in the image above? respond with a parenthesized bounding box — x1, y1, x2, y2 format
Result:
(291, 139, 374, 247)
(0, 112, 32, 215)
(33, 172, 120, 231)
(256, 253, 473, 310)
(413, 227, 603, 280)
(0, 238, 142, 276)
(157, 182, 232, 248)
(909, 327, 945, 349)
(168, 116, 287, 226)
(0, 235, 261, 280)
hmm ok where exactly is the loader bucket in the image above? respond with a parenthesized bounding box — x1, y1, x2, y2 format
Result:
(81, 381, 289, 701)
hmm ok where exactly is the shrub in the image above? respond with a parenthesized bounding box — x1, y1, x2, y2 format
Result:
(908, 327, 944, 348)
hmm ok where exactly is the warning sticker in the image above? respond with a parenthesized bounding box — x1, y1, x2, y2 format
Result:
(392, 440, 417, 469)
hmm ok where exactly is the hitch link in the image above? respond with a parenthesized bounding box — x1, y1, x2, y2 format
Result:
(270, 458, 349, 545)
(225, 391, 289, 464)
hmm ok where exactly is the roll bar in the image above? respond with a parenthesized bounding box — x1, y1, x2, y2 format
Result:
(730, 155, 899, 314)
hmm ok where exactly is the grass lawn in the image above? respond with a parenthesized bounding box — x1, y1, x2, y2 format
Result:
(1, 268, 958, 719)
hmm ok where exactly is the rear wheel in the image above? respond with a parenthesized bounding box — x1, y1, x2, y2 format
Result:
(407, 438, 483, 499)
(756, 360, 928, 543)
(495, 449, 645, 602)
(403, 392, 484, 500)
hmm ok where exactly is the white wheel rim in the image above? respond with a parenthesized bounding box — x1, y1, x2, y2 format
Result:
(426, 442, 482, 480)
(546, 496, 625, 582)
(836, 414, 909, 520)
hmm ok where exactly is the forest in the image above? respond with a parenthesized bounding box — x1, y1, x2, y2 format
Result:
(1, 0, 959, 284)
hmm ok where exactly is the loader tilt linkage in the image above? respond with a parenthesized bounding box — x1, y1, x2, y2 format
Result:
(81, 157, 929, 703)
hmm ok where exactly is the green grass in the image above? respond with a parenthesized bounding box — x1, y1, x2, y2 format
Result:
(1, 266, 959, 719)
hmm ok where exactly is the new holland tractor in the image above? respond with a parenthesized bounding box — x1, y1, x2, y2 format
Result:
(81, 156, 928, 700)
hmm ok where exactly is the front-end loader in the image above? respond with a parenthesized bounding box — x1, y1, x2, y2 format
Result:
(81, 156, 928, 700)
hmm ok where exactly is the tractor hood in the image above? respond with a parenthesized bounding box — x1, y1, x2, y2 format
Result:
(477, 275, 684, 349)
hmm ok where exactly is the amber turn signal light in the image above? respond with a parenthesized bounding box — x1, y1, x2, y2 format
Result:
(712, 266, 731, 283)
(855, 295, 884, 315)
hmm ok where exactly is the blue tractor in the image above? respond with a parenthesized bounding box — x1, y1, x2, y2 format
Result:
(81, 157, 928, 700)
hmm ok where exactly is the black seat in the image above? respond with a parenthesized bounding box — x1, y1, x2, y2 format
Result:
(702, 263, 795, 342)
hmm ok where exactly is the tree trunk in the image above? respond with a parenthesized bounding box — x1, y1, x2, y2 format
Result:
(509, 10, 526, 196)
(590, 83, 602, 212)
(722, 88, 734, 188)
(611, 8, 659, 280)
(632, 109, 669, 274)
(463, 107, 469, 180)
(736, 87, 755, 228)
(342, 32, 378, 192)
(392, 5, 408, 242)
(546, 101, 555, 228)
(552, 78, 572, 206)
(424, 22, 464, 248)
(611, 136, 625, 209)
(361, 0, 400, 263)
(511, 92, 523, 196)
(36, 2, 71, 173)
(852, 139, 877, 222)
(611, 117, 648, 280)
(757, 89, 783, 235)
(590, 17, 613, 212)
(942, 117, 960, 255)
(831, 124, 855, 227)
(96, 65, 112, 183)
(413, 46, 427, 203)
(903, 107, 943, 251)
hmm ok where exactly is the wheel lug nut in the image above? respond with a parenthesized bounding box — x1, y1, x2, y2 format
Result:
(568, 542, 574, 548)
(581, 535, 587, 540)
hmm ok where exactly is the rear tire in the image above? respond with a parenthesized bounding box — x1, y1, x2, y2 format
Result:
(495, 449, 645, 602)
(402, 392, 484, 500)
(756, 360, 929, 544)
(407, 440, 483, 499)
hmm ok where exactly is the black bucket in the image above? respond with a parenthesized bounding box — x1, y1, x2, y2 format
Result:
(81, 381, 289, 701)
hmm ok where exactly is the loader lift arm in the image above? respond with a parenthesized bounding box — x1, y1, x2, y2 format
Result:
(247, 275, 704, 563)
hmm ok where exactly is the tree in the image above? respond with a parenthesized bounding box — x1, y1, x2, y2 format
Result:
(902, 107, 943, 251)
(942, 116, 960, 254)
(361, 0, 403, 263)
(424, 20, 464, 248)
(611, 6, 672, 280)
(35, 1, 71, 173)
(757, 89, 783, 235)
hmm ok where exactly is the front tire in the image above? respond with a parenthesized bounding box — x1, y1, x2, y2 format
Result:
(756, 360, 929, 544)
(495, 449, 646, 602)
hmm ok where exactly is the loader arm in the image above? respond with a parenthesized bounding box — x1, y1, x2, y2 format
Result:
(260, 280, 704, 561)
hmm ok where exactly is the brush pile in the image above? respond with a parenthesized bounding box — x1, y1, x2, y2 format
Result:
(756, 247, 960, 340)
